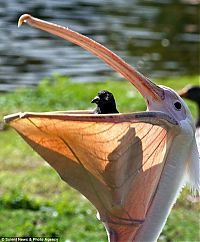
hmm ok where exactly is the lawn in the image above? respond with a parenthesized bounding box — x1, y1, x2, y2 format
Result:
(0, 75, 199, 242)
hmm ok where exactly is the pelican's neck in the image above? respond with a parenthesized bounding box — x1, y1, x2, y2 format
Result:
(135, 120, 195, 242)
(196, 103, 200, 128)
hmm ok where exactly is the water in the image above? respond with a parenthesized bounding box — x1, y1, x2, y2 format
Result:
(0, 0, 199, 91)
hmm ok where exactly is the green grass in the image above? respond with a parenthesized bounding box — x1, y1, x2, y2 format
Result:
(0, 75, 199, 241)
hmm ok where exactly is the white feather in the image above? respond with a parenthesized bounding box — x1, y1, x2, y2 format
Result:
(135, 118, 197, 242)
(185, 134, 200, 195)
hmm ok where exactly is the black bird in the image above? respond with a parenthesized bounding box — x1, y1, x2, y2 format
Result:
(179, 85, 200, 153)
(179, 85, 200, 127)
(91, 90, 119, 114)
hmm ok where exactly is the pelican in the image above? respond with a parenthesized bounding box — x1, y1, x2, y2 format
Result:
(4, 14, 199, 242)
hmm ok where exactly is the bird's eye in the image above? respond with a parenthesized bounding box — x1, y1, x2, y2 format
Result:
(174, 101, 182, 110)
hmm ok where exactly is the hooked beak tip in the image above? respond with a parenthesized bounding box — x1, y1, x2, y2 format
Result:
(18, 14, 31, 28)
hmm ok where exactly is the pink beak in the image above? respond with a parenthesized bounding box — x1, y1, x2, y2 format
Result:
(18, 14, 164, 104)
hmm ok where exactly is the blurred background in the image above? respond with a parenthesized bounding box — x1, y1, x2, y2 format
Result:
(0, 0, 199, 241)
(0, 0, 199, 91)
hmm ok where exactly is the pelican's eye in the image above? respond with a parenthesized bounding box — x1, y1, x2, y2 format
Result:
(174, 101, 182, 110)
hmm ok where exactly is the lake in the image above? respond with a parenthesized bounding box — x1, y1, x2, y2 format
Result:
(0, 0, 199, 91)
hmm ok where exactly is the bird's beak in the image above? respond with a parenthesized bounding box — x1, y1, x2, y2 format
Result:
(18, 14, 164, 103)
(91, 96, 100, 104)
(178, 88, 188, 98)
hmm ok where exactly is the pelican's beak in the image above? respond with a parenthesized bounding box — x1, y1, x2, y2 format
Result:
(18, 14, 164, 105)
(178, 88, 188, 98)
